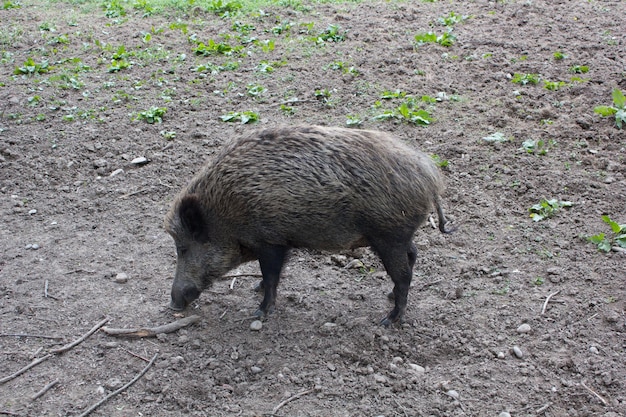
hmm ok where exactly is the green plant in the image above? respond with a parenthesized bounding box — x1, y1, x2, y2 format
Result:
(482, 132, 508, 143)
(521, 138, 555, 155)
(2, 0, 21, 9)
(315, 25, 346, 43)
(137, 106, 166, 123)
(103, 0, 126, 18)
(373, 97, 433, 126)
(430, 154, 449, 168)
(511, 73, 540, 85)
(437, 11, 470, 26)
(553, 51, 567, 60)
(160, 130, 176, 140)
(543, 80, 567, 91)
(414, 30, 456, 47)
(586, 216, 626, 252)
(345, 115, 363, 127)
(246, 83, 267, 97)
(533, 277, 544, 285)
(380, 89, 406, 99)
(528, 198, 572, 222)
(280, 104, 294, 115)
(14, 58, 51, 75)
(569, 65, 589, 74)
(220, 111, 259, 124)
(594, 88, 626, 129)
(206, 0, 242, 17)
(192, 39, 241, 56)
(314, 88, 336, 107)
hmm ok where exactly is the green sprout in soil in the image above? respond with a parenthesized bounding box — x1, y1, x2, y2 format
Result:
(2, 0, 21, 9)
(553, 51, 567, 60)
(414, 30, 456, 47)
(103, 0, 126, 18)
(586, 215, 626, 253)
(137, 106, 166, 123)
(482, 132, 508, 143)
(521, 138, 555, 155)
(430, 154, 449, 168)
(380, 90, 407, 99)
(543, 80, 567, 91)
(206, 0, 242, 18)
(314, 88, 336, 107)
(246, 83, 267, 98)
(14, 58, 52, 75)
(160, 130, 176, 140)
(345, 115, 363, 127)
(511, 73, 541, 85)
(569, 65, 589, 74)
(314, 25, 346, 43)
(437, 11, 471, 26)
(373, 97, 433, 126)
(192, 39, 242, 56)
(220, 111, 259, 124)
(280, 104, 294, 115)
(528, 198, 572, 222)
(594, 88, 626, 129)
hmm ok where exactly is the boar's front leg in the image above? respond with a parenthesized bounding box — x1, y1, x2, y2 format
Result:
(254, 244, 289, 318)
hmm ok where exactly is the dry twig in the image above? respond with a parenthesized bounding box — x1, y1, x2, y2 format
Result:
(580, 380, 607, 406)
(49, 318, 110, 354)
(0, 410, 22, 416)
(0, 334, 62, 340)
(540, 290, 561, 315)
(272, 389, 315, 414)
(102, 315, 200, 338)
(535, 402, 551, 414)
(0, 355, 52, 385)
(76, 353, 158, 417)
(30, 379, 60, 401)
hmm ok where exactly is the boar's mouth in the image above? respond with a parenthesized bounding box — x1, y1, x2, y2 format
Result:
(170, 281, 201, 311)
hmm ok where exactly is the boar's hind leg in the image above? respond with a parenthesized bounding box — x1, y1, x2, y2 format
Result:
(254, 245, 288, 318)
(371, 239, 415, 326)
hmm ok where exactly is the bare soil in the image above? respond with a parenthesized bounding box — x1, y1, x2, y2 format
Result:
(1, 0, 625, 416)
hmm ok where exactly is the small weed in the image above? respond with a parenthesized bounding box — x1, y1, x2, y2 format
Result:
(345, 115, 363, 127)
(511, 73, 541, 85)
(27, 95, 42, 107)
(102, 0, 126, 18)
(246, 83, 267, 98)
(594, 88, 626, 129)
(137, 106, 166, 123)
(543, 80, 567, 91)
(380, 89, 406, 99)
(193, 39, 241, 56)
(437, 11, 470, 26)
(133, 0, 154, 16)
(521, 138, 555, 155)
(569, 65, 589, 74)
(160, 130, 176, 140)
(206, 0, 242, 18)
(414, 30, 456, 47)
(373, 97, 433, 126)
(14, 58, 52, 75)
(314, 25, 346, 43)
(220, 111, 259, 124)
(586, 215, 626, 252)
(482, 132, 508, 143)
(2, 0, 21, 9)
(430, 154, 449, 168)
(533, 277, 545, 285)
(528, 198, 572, 222)
(553, 51, 567, 60)
(280, 104, 294, 115)
(108, 58, 130, 72)
(314, 88, 336, 107)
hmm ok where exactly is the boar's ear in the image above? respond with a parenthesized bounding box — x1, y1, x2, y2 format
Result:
(178, 194, 209, 242)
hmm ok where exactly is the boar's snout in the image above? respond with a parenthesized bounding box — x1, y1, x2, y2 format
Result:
(170, 281, 200, 311)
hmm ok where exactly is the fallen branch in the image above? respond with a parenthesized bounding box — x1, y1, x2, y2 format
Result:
(0, 334, 62, 340)
(0, 354, 52, 385)
(580, 380, 607, 406)
(540, 290, 561, 315)
(535, 402, 551, 414)
(49, 318, 110, 354)
(31, 379, 59, 401)
(272, 389, 315, 415)
(77, 353, 158, 417)
(102, 315, 200, 338)
(0, 410, 22, 416)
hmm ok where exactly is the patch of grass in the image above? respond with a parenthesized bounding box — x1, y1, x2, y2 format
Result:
(206, 0, 242, 17)
(586, 215, 626, 252)
(594, 88, 626, 129)
(528, 199, 572, 222)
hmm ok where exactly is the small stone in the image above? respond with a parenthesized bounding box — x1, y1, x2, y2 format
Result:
(327, 363, 336, 371)
(110, 168, 124, 177)
(28, 209, 37, 215)
(409, 363, 425, 374)
(589, 346, 599, 354)
(322, 322, 337, 328)
(131, 156, 149, 165)
(446, 390, 460, 400)
(497, 351, 505, 359)
(330, 254, 347, 266)
(251, 366, 262, 374)
(512, 346, 523, 358)
(499, 412, 512, 417)
(546, 267, 561, 275)
(93, 159, 108, 169)
(102, 342, 119, 348)
(345, 259, 364, 269)
(250, 320, 263, 331)
(113, 273, 128, 283)
(31, 243, 40, 250)
(25, 244, 32, 250)
(517, 323, 531, 334)
(373, 373, 387, 384)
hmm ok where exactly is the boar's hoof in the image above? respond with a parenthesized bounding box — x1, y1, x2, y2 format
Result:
(170, 282, 200, 311)
(253, 280, 265, 292)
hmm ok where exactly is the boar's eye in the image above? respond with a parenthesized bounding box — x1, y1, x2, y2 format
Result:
(176, 245, 188, 256)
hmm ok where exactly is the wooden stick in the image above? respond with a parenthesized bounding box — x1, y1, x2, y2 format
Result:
(540, 290, 561, 315)
(535, 402, 551, 414)
(0, 334, 62, 340)
(30, 379, 59, 401)
(76, 353, 158, 417)
(0, 410, 22, 416)
(580, 381, 607, 406)
(49, 318, 110, 355)
(272, 389, 315, 414)
(0, 354, 52, 385)
(102, 315, 200, 338)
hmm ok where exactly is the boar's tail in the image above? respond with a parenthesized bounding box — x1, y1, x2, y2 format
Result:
(435, 196, 456, 234)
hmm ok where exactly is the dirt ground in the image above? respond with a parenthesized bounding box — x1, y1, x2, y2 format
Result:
(1, 0, 625, 416)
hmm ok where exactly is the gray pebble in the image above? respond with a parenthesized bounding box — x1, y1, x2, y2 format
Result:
(497, 351, 505, 359)
(31, 243, 40, 250)
(322, 322, 337, 328)
(113, 273, 128, 283)
(28, 209, 37, 215)
(251, 366, 262, 374)
(131, 156, 149, 165)
(517, 323, 531, 334)
(330, 254, 347, 266)
(409, 363, 425, 375)
(512, 346, 523, 358)
(345, 259, 364, 269)
(110, 168, 124, 177)
(446, 390, 460, 400)
(104, 378, 123, 390)
(499, 413, 511, 417)
(250, 320, 263, 331)
(589, 346, 599, 354)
